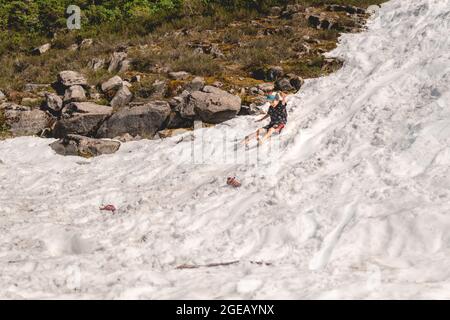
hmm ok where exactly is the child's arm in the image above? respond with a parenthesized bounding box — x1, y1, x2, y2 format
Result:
(280, 92, 287, 105)
(256, 114, 269, 122)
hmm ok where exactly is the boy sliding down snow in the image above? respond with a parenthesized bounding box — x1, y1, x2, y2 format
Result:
(243, 91, 288, 146)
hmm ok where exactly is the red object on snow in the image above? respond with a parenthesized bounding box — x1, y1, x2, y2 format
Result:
(227, 177, 241, 188)
(100, 204, 117, 214)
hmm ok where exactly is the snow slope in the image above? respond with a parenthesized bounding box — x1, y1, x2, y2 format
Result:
(1, 0, 450, 299)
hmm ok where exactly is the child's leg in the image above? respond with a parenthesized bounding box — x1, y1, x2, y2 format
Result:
(243, 128, 263, 145)
(259, 128, 275, 145)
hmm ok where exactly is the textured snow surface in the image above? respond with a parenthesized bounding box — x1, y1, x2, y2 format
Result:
(1, 0, 450, 299)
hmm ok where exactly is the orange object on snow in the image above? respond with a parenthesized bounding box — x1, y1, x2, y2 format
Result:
(227, 177, 241, 188)
(100, 204, 117, 214)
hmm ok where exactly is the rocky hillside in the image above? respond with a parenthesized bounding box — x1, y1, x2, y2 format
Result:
(0, 1, 385, 156)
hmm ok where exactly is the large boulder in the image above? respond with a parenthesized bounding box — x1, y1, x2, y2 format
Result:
(287, 74, 305, 91)
(110, 85, 133, 109)
(97, 101, 171, 139)
(50, 134, 120, 157)
(57, 71, 88, 87)
(275, 78, 295, 91)
(2, 103, 51, 136)
(165, 111, 193, 129)
(101, 76, 123, 93)
(64, 85, 87, 103)
(53, 102, 112, 138)
(187, 86, 241, 124)
(250, 66, 284, 81)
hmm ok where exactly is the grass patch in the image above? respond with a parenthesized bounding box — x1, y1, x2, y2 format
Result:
(171, 53, 221, 76)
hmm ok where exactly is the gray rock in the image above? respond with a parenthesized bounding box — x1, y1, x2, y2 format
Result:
(32, 43, 51, 55)
(249, 87, 259, 95)
(275, 78, 295, 91)
(308, 15, 322, 28)
(101, 76, 123, 93)
(58, 71, 88, 87)
(63, 102, 112, 115)
(68, 44, 79, 51)
(238, 104, 264, 116)
(168, 71, 190, 80)
(327, 4, 365, 14)
(202, 85, 227, 95)
(288, 75, 305, 91)
(108, 52, 128, 73)
(185, 77, 205, 92)
(258, 83, 275, 92)
(0, 90, 5, 101)
(45, 93, 63, 112)
(250, 68, 267, 80)
(169, 90, 190, 110)
(131, 75, 141, 83)
(88, 58, 105, 71)
(187, 86, 241, 124)
(292, 12, 304, 20)
(64, 85, 87, 103)
(114, 133, 135, 143)
(210, 44, 225, 59)
(193, 47, 204, 55)
(79, 38, 93, 50)
(50, 134, 120, 157)
(307, 15, 338, 30)
(165, 111, 193, 129)
(151, 79, 168, 98)
(286, 4, 304, 13)
(3, 103, 51, 136)
(267, 66, 284, 81)
(110, 85, 133, 109)
(119, 59, 131, 73)
(281, 4, 304, 18)
(53, 102, 112, 138)
(270, 6, 282, 16)
(87, 85, 102, 100)
(97, 101, 171, 139)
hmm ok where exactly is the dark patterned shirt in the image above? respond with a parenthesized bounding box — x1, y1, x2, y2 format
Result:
(267, 101, 287, 126)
